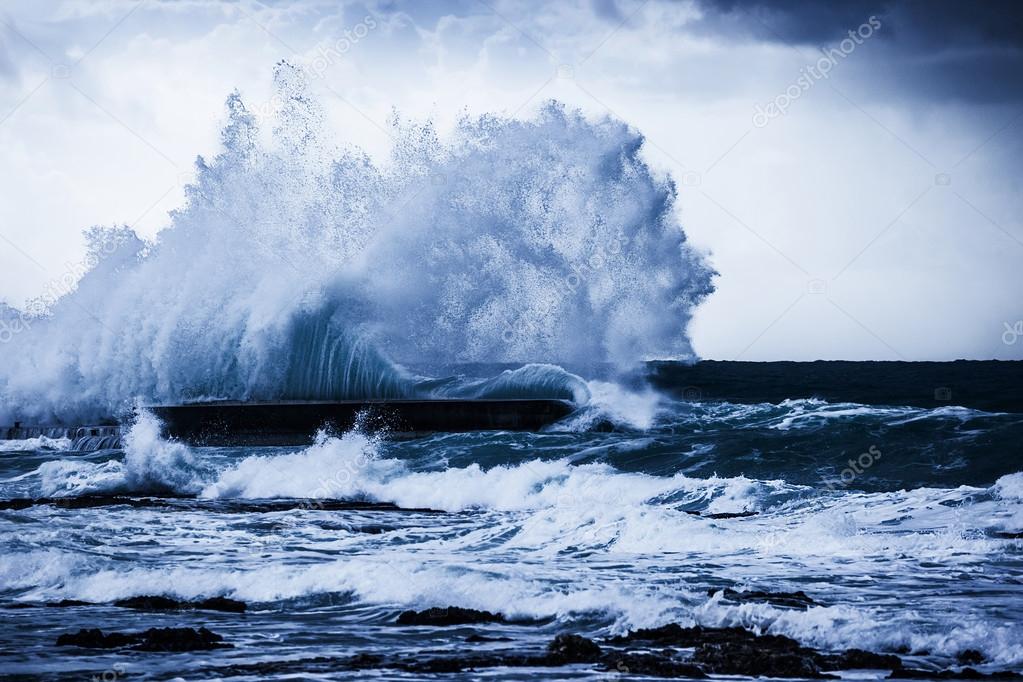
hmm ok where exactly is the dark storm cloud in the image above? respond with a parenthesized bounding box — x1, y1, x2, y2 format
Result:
(689, 0, 1023, 102)
(693, 0, 1023, 47)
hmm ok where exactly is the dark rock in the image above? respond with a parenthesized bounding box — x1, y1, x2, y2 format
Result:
(693, 639, 833, 679)
(712, 588, 819, 609)
(197, 596, 247, 613)
(408, 658, 477, 673)
(347, 653, 384, 668)
(705, 510, 759, 519)
(114, 595, 246, 613)
(685, 510, 760, 519)
(601, 653, 707, 678)
(890, 668, 1023, 679)
(547, 634, 602, 663)
(608, 624, 828, 677)
(5, 599, 93, 609)
(114, 595, 180, 610)
(465, 633, 512, 642)
(397, 606, 506, 626)
(134, 627, 228, 652)
(959, 650, 987, 666)
(826, 648, 903, 670)
(47, 599, 93, 607)
(609, 623, 801, 649)
(608, 623, 902, 677)
(57, 629, 139, 649)
(56, 627, 230, 652)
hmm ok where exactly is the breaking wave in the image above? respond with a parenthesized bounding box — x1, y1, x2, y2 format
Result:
(0, 62, 713, 424)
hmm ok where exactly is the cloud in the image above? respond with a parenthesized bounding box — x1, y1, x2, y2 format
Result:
(688, 0, 1023, 102)
(693, 0, 1023, 47)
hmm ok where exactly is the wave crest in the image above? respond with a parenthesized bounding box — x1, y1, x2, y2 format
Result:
(0, 62, 713, 422)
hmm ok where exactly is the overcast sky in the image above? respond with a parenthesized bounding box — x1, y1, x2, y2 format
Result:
(1, 0, 1021, 361)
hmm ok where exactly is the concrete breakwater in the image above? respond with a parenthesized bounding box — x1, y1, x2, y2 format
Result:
(0, 424, 122, 451)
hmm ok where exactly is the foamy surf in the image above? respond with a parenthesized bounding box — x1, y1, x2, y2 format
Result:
(3, 397, 1022, 677)
(0, 435, 71, 452)
(0, 59, 1020, 682)
(35, 412, 211, 497)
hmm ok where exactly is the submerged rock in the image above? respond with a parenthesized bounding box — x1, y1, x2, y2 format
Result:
(711, 587, 819, 609)
(396, 606, 506, 625)
(56, 627, 230, 652)
(685, 510, 760, 519)
(56, 629, 139, 649)
(601, 652, 708, 678)
(825, 648, 904, 670)
(959, 650, 988, 666)
(890, 668, 1022, 679)
(609, 623, 903, 678)
(547, 633, 602, 663)
(692, 634, 831, 678)
(129, 628, 1014, 680)
(114, 595, 247, 613)
(465, 633, 512, 642)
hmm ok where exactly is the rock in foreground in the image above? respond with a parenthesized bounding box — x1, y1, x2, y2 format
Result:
(57, 627, 230, 652)
(397, 606, 506, 625)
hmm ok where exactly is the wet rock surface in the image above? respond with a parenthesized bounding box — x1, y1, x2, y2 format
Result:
(396, 606, 507, 625)
(685, 509, 759, 519)
(959, 650, 988, 666)
(890, 668, 1023, 679)
(7, 595, 247, 612)
(113, 595, 247, 613)
(711, 587, 820, 609)
(57, 627, 230, 652)
(608, 624, 903, 678)
(47, 618, 1021, 679)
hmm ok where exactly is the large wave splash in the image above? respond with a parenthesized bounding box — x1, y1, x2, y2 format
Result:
(0, 63, 714, 423)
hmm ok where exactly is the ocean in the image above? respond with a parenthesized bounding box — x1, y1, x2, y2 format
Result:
(0, 69, 1020, 680)
(1, 361, 1022, 680)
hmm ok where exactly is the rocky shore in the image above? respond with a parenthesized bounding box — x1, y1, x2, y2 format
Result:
(50, 598, 1022, 679)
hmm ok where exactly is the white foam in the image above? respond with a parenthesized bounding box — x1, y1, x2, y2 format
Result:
(992, 472, 1023, 501)
(36, 412, 209, 496)
(0, 436, 72, 452)
(0, 63, 713, 423)
(557, 380, 666, 431)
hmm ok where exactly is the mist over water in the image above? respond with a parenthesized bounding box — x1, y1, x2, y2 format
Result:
(0, 62, 714, 424)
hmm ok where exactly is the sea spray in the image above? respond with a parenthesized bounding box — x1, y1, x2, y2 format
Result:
(37, 411, 210, 496)
(0, 62, 714, 423)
